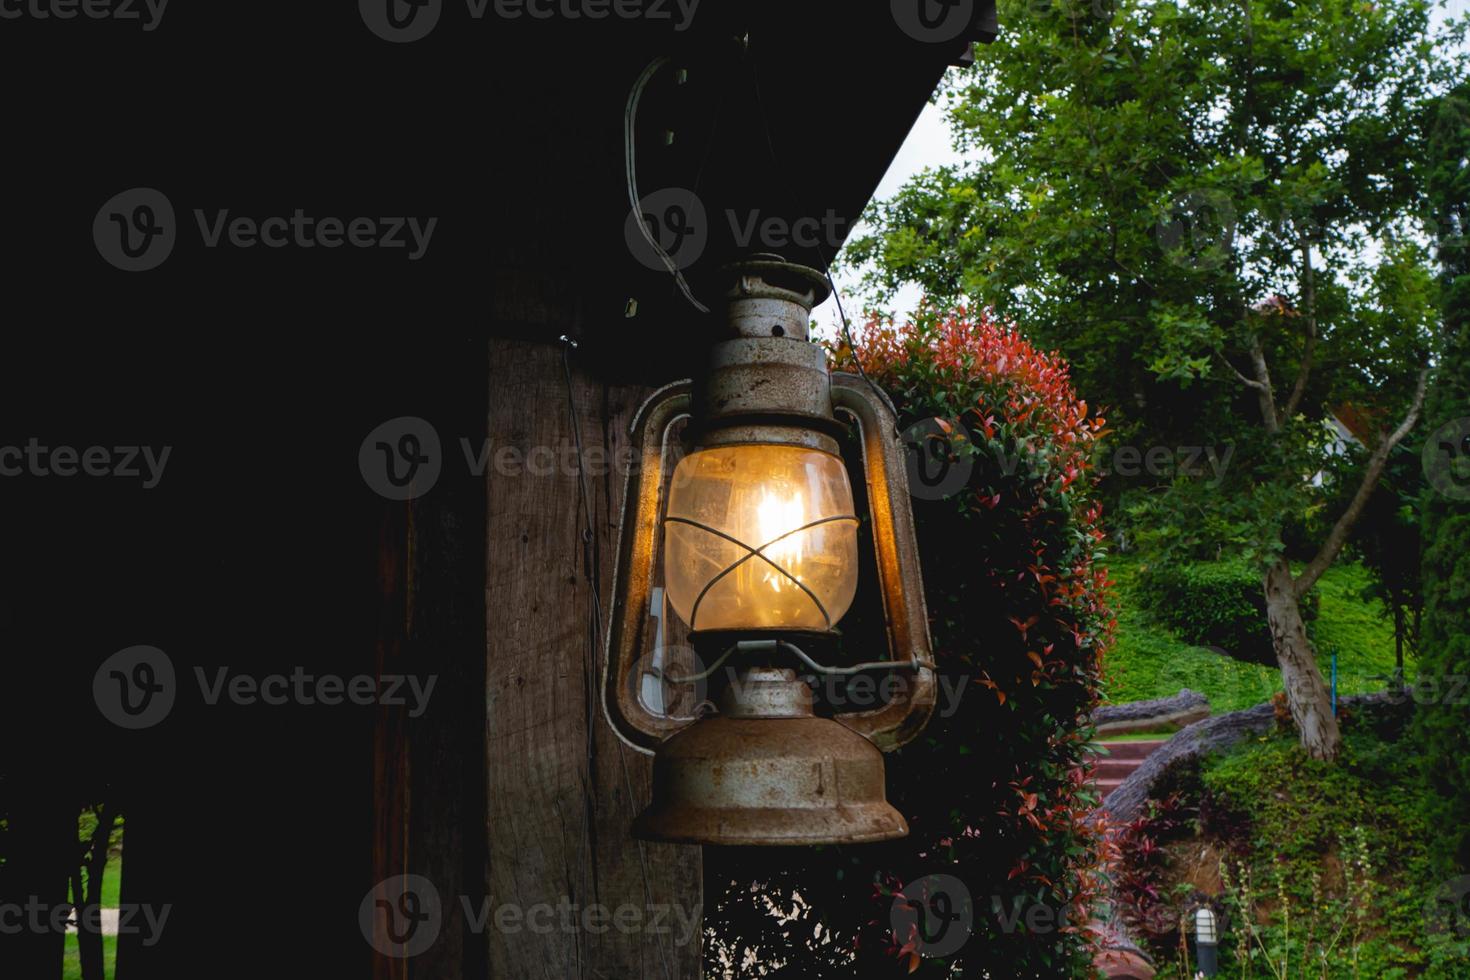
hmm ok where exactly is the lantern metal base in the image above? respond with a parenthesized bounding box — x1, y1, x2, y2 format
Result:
(632, 667, 909, 846)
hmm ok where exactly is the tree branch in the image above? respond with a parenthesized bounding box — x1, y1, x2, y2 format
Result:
(1248, 333, 1281, 434)
(1216, 349, 1270, 391)
(1293, 368, 1431, 598)
(1282, 234, 1318, 421)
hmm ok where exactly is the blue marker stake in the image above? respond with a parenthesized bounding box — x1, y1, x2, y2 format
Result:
(1331, 653, 1338, 715)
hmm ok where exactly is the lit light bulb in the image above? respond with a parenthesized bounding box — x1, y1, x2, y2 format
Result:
(663, 444, 859, 632)
(755, 489, 808, 592)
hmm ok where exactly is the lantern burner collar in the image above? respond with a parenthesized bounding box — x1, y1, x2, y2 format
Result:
(719, 253, 831, 343)
(690, 255, 843, 453)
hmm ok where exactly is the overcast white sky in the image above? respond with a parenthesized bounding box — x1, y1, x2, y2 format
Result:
(813, 0, 1470, 337)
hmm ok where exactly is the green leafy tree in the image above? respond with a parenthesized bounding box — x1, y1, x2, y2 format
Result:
(1415, 83, 1470, 872)
(848, 0, 1465, 759)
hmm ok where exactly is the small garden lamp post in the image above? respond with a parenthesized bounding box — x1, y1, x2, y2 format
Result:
(1194, 906, 1219, 976)
(602, 254, 937, 846)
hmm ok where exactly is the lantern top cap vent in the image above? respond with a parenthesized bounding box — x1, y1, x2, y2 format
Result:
(719, 254, 831, 342)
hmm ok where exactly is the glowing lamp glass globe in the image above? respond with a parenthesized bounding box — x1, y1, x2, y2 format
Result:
(662, 444, 859, 632)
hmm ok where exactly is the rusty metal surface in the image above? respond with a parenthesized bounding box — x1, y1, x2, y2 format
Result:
(719, 254, 831, 341)
(830, 374, 937, 752)
(633, 669, 908, 846)
(693, 266, 844, 454)
(716, 666, 814, 719)
(697, 336, 834, 438)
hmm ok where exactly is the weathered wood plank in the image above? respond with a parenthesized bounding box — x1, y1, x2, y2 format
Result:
(486, 338, 701, 979)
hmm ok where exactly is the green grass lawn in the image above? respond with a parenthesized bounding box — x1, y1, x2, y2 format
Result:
(62, 852, 122, 980)
(62, 933, 117, 980)
(1103, 557, 1408, 713)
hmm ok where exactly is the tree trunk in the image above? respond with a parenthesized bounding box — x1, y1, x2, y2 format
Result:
(1263, 561, 1341, 759)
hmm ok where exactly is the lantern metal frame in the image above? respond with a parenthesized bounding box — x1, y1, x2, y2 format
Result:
(600, 255, 937, 844)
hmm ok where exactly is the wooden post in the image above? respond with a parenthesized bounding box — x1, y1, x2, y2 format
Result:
(485, 338, 702, 979)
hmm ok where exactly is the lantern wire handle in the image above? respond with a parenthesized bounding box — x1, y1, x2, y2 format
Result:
(625, 55, 710, 314)
(656, 640, 936, 685)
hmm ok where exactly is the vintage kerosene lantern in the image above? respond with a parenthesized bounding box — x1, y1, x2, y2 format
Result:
(602, 254, 936, 846)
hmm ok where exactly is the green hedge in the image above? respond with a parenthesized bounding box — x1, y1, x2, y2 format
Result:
(1415, 84, 1470, 875)
(1133, 559, 1316, 666)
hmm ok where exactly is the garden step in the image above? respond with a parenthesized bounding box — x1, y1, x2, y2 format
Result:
(1093, 759, 1145, 780)
(1089, 738, 1171, 801)
(1093, 739, 1169, 761)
